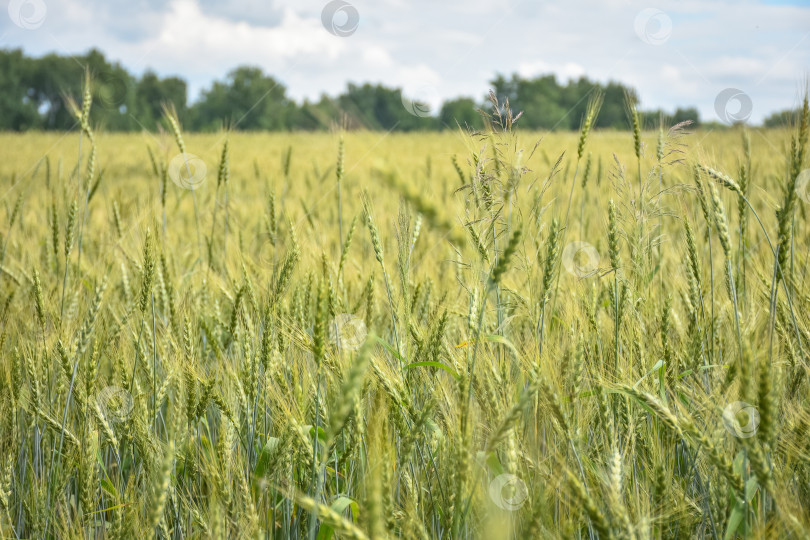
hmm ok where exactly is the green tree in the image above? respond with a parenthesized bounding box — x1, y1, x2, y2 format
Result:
(599, 82, 633, 129)
(0, 49, 40, 130)
(488, 73, 637, 130)
(438, 97, 483, 130)
(190, 66, 290, 131)
(134, 71, 187, 130)
(763, 108, 800, 128)
(0, 48, 717, 133)
(336, 83, 436, 131)
(672, 107, 699, 127)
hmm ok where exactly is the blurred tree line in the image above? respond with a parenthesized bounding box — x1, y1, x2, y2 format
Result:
(762, 108, 804, 128)
(1, 47, 703, 132)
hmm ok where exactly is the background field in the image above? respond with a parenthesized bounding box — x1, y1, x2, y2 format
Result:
(0, 105, 809, 539)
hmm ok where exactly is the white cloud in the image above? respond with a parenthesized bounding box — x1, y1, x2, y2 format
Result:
(1, 0, 808, 122)
(708, 56, 768, 78)
(360, 46, 394, 68)
(659, 65, 701, 97)
(518, 61, 586, 81)
(147, 1, 342, 70)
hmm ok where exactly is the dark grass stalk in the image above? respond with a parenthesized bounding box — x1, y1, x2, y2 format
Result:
(186, 160, 203, 264)
(163, 104, 203, 263)
(364, 196, 401, 356)
(308, 281, 326, 540)
(150, 292, 158, 432)
(72, 75, 90, 278)
(59, 201, 77, 321)
(657, 119, 665, 294)
(738, 130, 752, 307)
(75, 145, 95, 279)
(337, 136, 345, 263)
(549, 91, 602, 325)
(207, 139, 229, 272)
(536, 219, 560, 356)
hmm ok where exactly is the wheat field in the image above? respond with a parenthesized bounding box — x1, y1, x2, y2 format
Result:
(0, 88, 809, 539)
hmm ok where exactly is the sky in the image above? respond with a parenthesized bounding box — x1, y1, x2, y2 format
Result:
(1, 0, 809, 124)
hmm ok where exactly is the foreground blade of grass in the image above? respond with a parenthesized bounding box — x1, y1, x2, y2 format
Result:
(549, 90, 603, 322)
